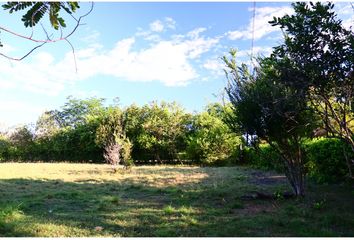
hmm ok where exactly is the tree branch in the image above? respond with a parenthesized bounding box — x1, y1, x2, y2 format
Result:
(0, 2, 94, 61)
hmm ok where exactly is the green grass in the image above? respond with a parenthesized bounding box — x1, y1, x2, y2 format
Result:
(0, 163, 353, 237)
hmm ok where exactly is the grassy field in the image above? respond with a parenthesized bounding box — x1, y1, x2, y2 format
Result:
(0, 163, 353, 237)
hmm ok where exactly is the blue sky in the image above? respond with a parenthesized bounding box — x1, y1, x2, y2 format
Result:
(0, 2, 353, 129)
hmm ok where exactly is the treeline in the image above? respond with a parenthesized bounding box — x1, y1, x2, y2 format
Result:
(0, 97, 242, 165)
(0, 95, 352, 184)
(0, 2, 353, 197)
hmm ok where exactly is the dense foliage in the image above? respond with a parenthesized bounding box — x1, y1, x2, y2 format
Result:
(224, 2, 354, 195)
(186, 103, 242, 165)
(269, 2, 354, 177)
(224, 51, 316, 196)
(304, 138, 353, 183)
(2, 2, 80, 29)
(0, 97, 241, 166)
(244, 138, 353, 183)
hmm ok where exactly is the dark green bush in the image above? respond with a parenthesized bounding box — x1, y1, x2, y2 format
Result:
(0, 137, 10, 161)
(243, 144, 283, 172)
(243, 138, 352, 183)
(304, 138, 351, 183)
(185, 106, 242, 166)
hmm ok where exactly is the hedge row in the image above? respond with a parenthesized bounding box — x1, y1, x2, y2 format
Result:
(243, 138, 353, 183)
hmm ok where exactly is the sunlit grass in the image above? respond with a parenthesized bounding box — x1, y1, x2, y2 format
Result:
(0, 163, 353, 237)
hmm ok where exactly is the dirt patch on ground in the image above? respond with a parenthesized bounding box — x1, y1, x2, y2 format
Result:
(247, 170, 288, 186)
(233, 201, 278, 216)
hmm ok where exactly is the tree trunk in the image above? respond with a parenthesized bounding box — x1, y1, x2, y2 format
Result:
(268, 140, 306, 197)
(283, 144, 305, 197)
(155, 152, 161, 164)
(285, 160, 305, 197)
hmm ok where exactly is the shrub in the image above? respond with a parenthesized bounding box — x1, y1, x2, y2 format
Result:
(304, 138, 351, 183)
(243, 144, 283, 172)
(186, 109, 242, 166)
(244, 138, 352, 183)
(0, 137, 10, 161)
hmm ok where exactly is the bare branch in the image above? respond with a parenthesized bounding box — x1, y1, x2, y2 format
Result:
(65, 38, 78, 73)
(0, 2, 94, 61)
(0, 42, 47, 61)
(40, 22, 52, 41)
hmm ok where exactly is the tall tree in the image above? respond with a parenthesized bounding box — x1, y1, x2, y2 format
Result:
(126, 101, 189, 163)
(187, 103, 241, 165)
(96, 107, 132, 171)
(35, 111, 61, 139)
(224, 50, 315, 196)
(269, 2, 354, 177)
(49, 96, 106, 128)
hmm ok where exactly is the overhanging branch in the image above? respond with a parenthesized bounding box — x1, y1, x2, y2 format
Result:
(0, 2, 94, 61)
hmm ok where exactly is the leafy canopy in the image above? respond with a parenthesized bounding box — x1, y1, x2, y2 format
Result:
(2, 2, 80, 30)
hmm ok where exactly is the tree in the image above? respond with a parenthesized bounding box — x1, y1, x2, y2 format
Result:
(49, 96, 106, 128)
(34, 97, 107, 162)
(224, 50, 315, 196)
(7, 125, 36, 161)
(136, 101, 189, 163)
(35, 111, 61, 139)
(96, 107, 132, 171)
(0, 2, 92, 61)
(0, 134, 11, 161)
(9, 125, 35, 149)
(269, 2, 354, 177)
(186, 103, 242, 165)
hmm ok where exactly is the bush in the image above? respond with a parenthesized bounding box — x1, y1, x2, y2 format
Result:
(243, 144, 283, 172)
(244, 138, 352, 183)
(186, 110, 242, 166)
(0, 137, 10, 161)
(304, 138, 351, 183)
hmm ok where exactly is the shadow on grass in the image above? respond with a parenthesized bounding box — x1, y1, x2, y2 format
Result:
(0, 178, 212, 236)
(0, 167, 353, 237)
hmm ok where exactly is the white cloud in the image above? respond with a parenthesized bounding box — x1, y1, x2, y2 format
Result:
(0, 100, 43, 113)
(227, 31, 244, 40)
(138, 17, 177, 41)
(97, 33, 219, 86)
(237, 46, 273, 58)
(336, 3, 353, 15)
(0, 122, 9, 133)
(150, 20, 164, 32)
(165, 17, 176, 30)
(143, 34, 161, 42)
(227, 6, 293, 41)
(80, 29, 101, 44)
(227, 3, 353, 42)
(334, 3, 353, 31)
(83, 30, 219, 86)
(0, 26, 220, 94)
(187, 27, 207, 39)
(0, 100, 45, 127)
(343, 17, 354, 30)
(203, 58, 224, 76)
(96, 38, 196, 86)
(149, 17, 176, 33)
(0, 56, 67, 96)
(338, 4, 354, 30)
(0, 43, 16, 55)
